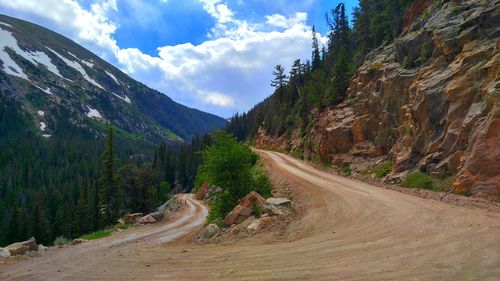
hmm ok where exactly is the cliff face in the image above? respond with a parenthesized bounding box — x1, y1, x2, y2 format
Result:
(257, 0, 500, 199)
(319, 0, 499, 198)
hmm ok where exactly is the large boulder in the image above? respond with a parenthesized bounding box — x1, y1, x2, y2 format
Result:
(223, 191, 267, 226)
(5, 237, 38, 256)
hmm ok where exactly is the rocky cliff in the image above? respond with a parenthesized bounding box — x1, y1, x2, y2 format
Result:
(258, 0, 500, 199)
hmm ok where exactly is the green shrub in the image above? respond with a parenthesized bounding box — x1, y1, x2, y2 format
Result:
(420, 41, 432, 63)
(451, 6, 460, 14)
(420, 9, 429, 20)
(252, 203, 262, 218)
(403, 56, 414, 69)
(363, 161, 393, 178)
(435, 175, 457, 192)
(290, 150, 303, 159)
(198, 131, 272, 224)
(53, 236, 70, 245)
(403, 171, 434, 190)
(368, 62, 383, 75)
(341, 164, 352, 176)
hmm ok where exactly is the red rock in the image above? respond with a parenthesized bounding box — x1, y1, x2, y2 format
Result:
(223, 191, 267, 226)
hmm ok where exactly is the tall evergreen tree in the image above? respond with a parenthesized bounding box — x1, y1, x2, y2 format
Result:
(270, 65, 288, 89)
(100, 124, 117, 226)
(311, 25, 322, 71)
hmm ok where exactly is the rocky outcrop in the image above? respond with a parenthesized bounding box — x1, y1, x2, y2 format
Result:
(4, 237, 38, 256)
(311, 0, 500, 199)
(223, 192, 292, 226)
(255, 128, 287, 150)
(223, 191, 267, 226)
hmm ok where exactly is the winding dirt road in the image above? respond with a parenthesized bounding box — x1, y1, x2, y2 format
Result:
(1, 151, 499, 280)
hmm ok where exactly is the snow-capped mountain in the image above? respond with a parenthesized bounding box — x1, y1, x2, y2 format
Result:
(0, 14, 226, 142)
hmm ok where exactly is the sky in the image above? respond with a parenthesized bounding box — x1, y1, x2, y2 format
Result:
(0, 0, 358, 118)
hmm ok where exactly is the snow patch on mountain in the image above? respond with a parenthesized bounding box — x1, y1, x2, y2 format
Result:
(105, 70, 119, 84)
(67, 51, 94, 68)
(34, 85, 52, 95)
(42, 134, 51, 138)
(0, 22, 11, 28)
(48, 48, 104, 90)
(0, 27, 65, 80)
(113, 92, 131, 104)
(0, 29, 29, 80)
(37, 110, 45, 117)
(86, 106, 102, 119)
(39, 122, 47, 131)
(82, 60, 94, 68)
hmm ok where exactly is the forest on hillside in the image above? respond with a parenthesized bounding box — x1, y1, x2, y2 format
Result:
(0, 97, 211, 246)
(227, 0, 414, 141)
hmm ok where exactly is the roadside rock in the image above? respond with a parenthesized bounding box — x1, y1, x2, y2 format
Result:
(38, 244, 48, 251)
(0, 247, 11, 259)
(5, 237, 38, 256)
(247, 216, 273, 232)
(139, 214, 157, 224)
(148, 211, 164, 222)
(199, 224, 220, 240)
(71, 239, 87, 245)
(223, 191, 267, 226)
(266, 198, 292, 208)
(125, 213, 143, 224)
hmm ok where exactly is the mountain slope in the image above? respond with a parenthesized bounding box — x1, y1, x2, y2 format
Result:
(0, 14, 226, 142)
(230, 0, 499, 199)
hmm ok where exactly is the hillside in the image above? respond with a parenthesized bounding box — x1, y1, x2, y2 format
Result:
(0, 14, 225, 247)
(0, 14, 226, 142)
(228, 0, 499, 199)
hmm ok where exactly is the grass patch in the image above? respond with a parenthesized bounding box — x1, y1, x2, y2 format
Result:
(290, 150, 303, 159)
(403, 171, 434, 190)
(81, 224, 131, 240)
(81, 229, 114, 240)
(368, 62, 383, 75)
(434, 174, 457, 192)
(362, 161, 393, 178)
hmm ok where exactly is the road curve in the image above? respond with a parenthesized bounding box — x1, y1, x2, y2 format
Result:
(1, 152, 499, 281)
(0, 194, 208, 281)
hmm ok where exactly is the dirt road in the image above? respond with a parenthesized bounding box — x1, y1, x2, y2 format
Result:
(1, 151, 499, 280)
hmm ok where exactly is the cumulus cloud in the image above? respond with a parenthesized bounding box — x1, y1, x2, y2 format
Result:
(0, 0, 327, 117)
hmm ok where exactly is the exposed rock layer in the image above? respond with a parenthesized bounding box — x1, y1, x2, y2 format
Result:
(258, 0, 500, 199)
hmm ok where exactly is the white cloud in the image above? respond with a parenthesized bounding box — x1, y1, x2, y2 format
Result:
(0, 0, 327, 117)
(266, 12, 308, 29)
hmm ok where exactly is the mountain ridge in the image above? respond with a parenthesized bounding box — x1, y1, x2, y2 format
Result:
(0, 14, 226, 142)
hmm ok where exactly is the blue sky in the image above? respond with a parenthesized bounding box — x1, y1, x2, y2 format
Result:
(0, 0, 358, 117)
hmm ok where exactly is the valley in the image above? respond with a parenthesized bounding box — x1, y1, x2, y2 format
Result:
(1, 151, 498, 280)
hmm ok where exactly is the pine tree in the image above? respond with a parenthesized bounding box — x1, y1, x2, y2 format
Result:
(100, 124, 116, 226)
(311, 25, 322, 71)
(270, 65, 288, 89)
